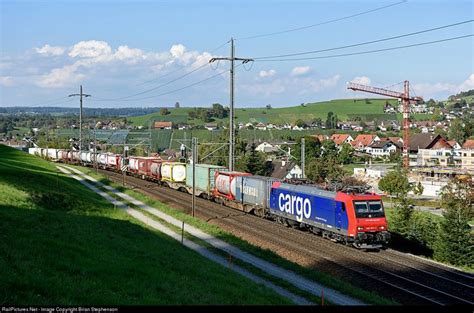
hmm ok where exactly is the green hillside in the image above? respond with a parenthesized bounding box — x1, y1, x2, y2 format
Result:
(129, 98, 400, 126)
(0, 145, 290, 305)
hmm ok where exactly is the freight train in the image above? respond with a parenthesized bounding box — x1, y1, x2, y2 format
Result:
(28, 147, 390, 249)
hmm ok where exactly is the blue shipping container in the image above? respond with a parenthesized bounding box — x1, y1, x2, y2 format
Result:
(235, 175, 280, 209)
(269, 183, 349, 231)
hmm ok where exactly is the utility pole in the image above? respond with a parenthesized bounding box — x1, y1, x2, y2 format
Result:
(69, 85, 91, 150)
(209, 38, 253, 171)
(301, 138, 305, 179)
(94, 121, 98, 173)
(192, 137, 198, 217)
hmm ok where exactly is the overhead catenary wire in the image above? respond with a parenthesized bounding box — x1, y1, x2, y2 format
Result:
(252, 19, 474, 60)
(254, 34, 474, 62)
(25, 96, 70, 107)
(236, 0, 407, 41)
(92, 65, 238, 102)
(135, 40, 230, 87)
(94, 63, 211, 101)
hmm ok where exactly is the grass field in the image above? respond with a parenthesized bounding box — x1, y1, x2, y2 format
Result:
(0, 145, 292, 305)
(129, 98, 404, 126)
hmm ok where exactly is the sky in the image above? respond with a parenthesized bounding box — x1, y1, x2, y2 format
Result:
(0, 0, 473, 108)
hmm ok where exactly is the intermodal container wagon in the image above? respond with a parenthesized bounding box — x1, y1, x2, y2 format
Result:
(235, 175, 280, 209)
(128, 156, 161, 177)
(161, 162, 186, 182)
(186, 164, 227, 195)
(214, 171, 252, 200)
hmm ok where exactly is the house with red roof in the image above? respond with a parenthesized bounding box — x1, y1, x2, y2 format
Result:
(350, 134, 380, 151)
(310, 134, 329, 143)
(330, 134, 354, 147)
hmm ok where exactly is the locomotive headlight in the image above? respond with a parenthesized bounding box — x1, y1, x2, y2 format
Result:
(357, 226, 364, 231)
(379, 226, 385, 230)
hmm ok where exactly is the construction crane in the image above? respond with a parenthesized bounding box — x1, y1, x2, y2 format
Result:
(347, 80, 423, 169)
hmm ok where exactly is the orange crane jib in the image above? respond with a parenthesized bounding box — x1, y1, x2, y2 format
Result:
(346, 81, 423, 169)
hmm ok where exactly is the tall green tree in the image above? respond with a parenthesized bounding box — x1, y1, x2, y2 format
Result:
(448, 118, 468, 144)
(337, 143, 354, 164)
(433, 176, 473, 266)
(236, 142, 271, 176)
(294, 136, 321, 163)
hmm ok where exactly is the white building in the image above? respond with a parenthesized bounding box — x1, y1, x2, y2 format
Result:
(255, 142, 278, 153)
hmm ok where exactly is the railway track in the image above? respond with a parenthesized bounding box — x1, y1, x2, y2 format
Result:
(98, 168, 474, 306)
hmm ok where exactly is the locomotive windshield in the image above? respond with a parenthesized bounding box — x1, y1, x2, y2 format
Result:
(353, 201, 384, 218)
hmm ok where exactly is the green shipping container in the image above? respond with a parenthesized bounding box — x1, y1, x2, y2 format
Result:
(186, 163, 228, 194)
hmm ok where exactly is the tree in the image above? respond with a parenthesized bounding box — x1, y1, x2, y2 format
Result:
(236, 142, 271, 176)
(295, 119, 306, 128)
(198, 108, 211, 122)
(211, 103, 228, 119)
(434, 175, 474, 266)
(338, 143, 353, 164)
(379, 170, 414, 235)
(432, 108, 444, 122)
(413, 182, 424, 196)
(426, 98, 436, 107)
(306, 158, 344, 183)
(378, 170, 411, 198)
(266, 104, 272, 110)
(448, 118, 467, 144)
(321, 139, 338, 160)
(160, 108, 170, 116)
(325, 112, 338, 129)
(294, 136, 321, 163)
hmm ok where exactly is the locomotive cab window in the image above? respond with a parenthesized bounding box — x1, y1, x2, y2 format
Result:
(353, 201, 384, 218)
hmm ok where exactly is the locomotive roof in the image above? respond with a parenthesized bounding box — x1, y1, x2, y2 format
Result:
(276, 182, 337, 199)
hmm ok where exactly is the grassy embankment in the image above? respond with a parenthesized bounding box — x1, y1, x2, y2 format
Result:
(0, 145, 292, 305)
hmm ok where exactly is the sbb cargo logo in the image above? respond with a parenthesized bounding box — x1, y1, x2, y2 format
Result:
(276, 191, 312, 222)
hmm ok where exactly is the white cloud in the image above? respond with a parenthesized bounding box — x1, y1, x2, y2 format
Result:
(241, 79, 285, 96)
(36, 65, 85, 88)
(69, 40, 112, 58)
(114, 45, 144, 61)
(308, 74, 341, 92)
(242, 74, 340, 96)
(351, 76, 371, 85)
(0, 76, 14, 86)
(457, 74, 474, 92)
(413, 82, 457, 95)
(291, 66, 311, 77)
(35, 44, 65, 56)
(259, 69, 276, 78)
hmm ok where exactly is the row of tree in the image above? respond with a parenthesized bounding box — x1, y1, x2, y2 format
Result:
(379, 171, 473, 267)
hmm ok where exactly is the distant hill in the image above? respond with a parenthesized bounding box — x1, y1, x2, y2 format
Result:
(129, 98, 400, 126)
(0, 106, 163, 117)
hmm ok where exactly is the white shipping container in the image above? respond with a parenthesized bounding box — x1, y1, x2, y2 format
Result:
(99, 153, 107, 165)
(215, 174, 237, 197)
(161, 163, 186, 182)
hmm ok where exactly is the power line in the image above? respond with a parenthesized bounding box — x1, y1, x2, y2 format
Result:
(236, 0, 407, 40)
(135, 40, 230, 87)
(253, 19, 473, 60)
(25, 96, 70, 107)
(94, 63, 210, 101)
(92, 66, 233, 102)
(255, 34, 474, 62)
